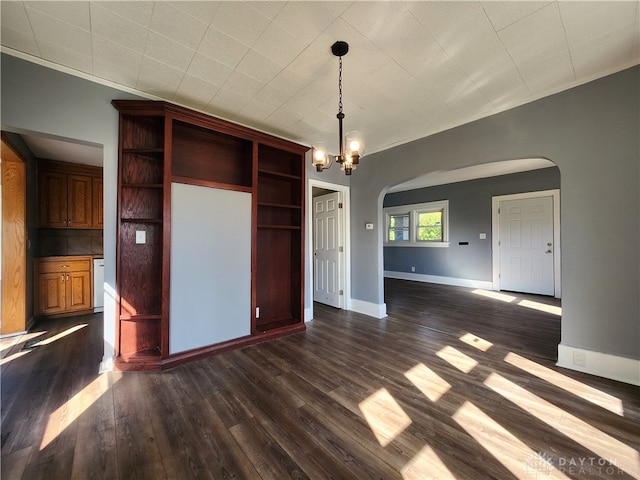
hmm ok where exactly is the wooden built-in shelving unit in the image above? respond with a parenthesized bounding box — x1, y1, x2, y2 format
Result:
(255, 144, 303, 332)
(112, 101, 307, 370)
(115, 114, 165, 362)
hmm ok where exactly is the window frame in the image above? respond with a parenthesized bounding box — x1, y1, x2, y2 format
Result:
(384, 200, 449, 248)
(387, 211, 411, 243)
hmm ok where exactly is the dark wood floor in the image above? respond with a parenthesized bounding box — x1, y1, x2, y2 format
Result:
(2, 279, 638, 479)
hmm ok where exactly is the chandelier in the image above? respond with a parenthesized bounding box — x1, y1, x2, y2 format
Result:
(312, 41, 364, 176)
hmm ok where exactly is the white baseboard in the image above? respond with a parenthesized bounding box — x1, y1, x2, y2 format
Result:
(557, 344, 640, 386)
(304, 307, 313, 323)
(99, 355, 114, 374)
(350, 299, 387, 319)
(0, 330, 28, 339)
(384, 270, 494, 290)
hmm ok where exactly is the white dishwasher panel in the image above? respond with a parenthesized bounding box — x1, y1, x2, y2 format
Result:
(93, 258, 104, 313)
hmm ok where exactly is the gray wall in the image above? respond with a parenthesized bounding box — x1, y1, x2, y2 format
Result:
(3, 53, 638, 368)
(1, 53, 142, 366)
(349, 65, 639, 361)
(383, 167, 560, 281)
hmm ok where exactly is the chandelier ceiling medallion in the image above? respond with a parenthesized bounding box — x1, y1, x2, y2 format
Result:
(312, 41, 364, 176)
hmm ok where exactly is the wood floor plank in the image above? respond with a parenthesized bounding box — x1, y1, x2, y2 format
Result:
(144, 369, 260, 480)
(0, 446, 31, 480)
(293, 403, 402, 479)
(276, 371, 416, 473)
(229, 416, 308, 480)
(2, 280, 639, 479)
(201, 367, 256, 430)
(114, 404, 167, 480)
(70, 373, 118, 480)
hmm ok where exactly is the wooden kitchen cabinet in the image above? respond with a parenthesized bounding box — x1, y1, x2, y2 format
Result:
(92, 177, 104, 229)
(37, 160, 102, 229)
(35, 256, 92, 317)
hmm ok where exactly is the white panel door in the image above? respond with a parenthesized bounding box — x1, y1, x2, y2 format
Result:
(499, 196, 554, 295)
(314, 192, 341, 307)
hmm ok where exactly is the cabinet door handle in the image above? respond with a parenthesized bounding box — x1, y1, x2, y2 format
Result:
(66, 275, 70, 281)
(61, 265, 69, 268)
(61, 275, 65, 281)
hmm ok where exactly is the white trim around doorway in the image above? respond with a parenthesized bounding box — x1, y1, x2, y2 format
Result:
(307, 179, 351, 320)
(491, 189, 561, 298)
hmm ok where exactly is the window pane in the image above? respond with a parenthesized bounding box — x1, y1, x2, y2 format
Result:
(389, 213, 409, 241)
(417, 211, 442, 241)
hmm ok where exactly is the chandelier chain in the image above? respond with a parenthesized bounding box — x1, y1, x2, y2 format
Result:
(312, 41, 362, 176)
(338, 56, 343, 114)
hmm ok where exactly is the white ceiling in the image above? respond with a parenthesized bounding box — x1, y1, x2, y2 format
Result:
(387, 157, 556, 192)
(2, 1, 639, 172)
(19, 133, 104, 166)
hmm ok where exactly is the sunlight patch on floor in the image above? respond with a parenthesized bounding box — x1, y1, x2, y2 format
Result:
(471, 289, 561, 316)
(40, 373, 118, 451)
(32, 324, 87, 347)
(359, 388, 412, 447)
(0, 331, 46, 353)
(517, 299, 562, 316)
(401, 444, 454, 480)
(504, 352, 624, 416)
(436, 345, 478, 373)
(404, 363, 451, 403)
(452, 400, 570, 479)
(484, 372, 639, 478)
(0, 350, 31, 366)
(471, 289, 516, 303)
(459, 332, 493, 352)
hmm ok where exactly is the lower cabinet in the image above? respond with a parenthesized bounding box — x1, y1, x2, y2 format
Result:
(35, 256, 92, 317)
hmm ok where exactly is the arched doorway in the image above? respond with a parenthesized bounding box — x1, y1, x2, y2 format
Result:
(382, 158, 560, 296)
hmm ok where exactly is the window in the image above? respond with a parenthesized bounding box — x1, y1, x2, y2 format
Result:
(416, 210, 443, 242)
(388, 213, 410, 242)
(384, 200, 449, 247)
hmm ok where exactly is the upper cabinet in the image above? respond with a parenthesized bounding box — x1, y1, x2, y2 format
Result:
(37, 160, 103, 229)
(112, 100, 308, 371)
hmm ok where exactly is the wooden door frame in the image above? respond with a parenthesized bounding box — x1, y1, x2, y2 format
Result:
(307, 179, 351, 318)
(1, 138, 27, 336)
(491, 189, 561, 298)
(312, 191, 343, 309)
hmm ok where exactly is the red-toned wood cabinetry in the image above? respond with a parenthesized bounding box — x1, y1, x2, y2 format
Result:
(256, 144, 303, 331)
(112, 101, 307, 370)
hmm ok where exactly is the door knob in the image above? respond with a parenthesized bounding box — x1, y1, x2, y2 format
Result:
(545, 249, 552, 254)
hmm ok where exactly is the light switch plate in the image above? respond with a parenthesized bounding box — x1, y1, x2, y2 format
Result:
(136, 230, 146, 244)
(479, 233, 487, 239)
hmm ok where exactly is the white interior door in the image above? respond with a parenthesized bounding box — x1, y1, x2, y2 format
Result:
(314, 192, 341, 307)
(499, 196, 554, 295)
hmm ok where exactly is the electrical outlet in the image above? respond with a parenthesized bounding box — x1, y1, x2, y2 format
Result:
(411, 266, 415, 272)
(135, 230, 146, 244)
(573, 351, 586, 367)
